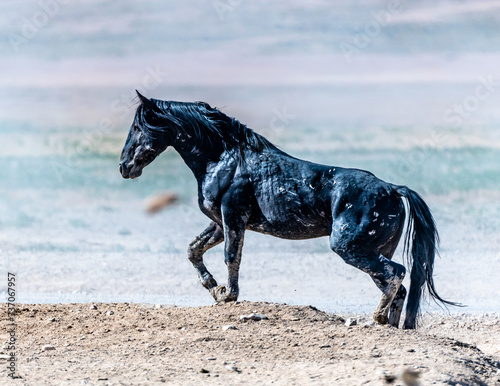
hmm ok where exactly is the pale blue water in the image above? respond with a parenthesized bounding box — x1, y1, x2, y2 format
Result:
(1, 1, 500, 313)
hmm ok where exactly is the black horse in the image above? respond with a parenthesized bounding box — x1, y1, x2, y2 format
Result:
(120, 91, 456, 329)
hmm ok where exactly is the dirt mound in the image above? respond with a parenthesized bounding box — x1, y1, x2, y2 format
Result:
(1, 302, 499, 384)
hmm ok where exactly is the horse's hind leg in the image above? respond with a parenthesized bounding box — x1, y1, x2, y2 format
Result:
(388, 285, 406, 327)
(381, 233, 406, 328)
(365, 254, 405, 325)
(188, 222, 224, 291)
(333, 245, 406, 326)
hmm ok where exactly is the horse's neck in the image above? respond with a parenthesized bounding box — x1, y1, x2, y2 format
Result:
(172, 131, 225, 181)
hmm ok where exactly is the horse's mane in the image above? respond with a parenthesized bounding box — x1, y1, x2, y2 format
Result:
(136, 99, 277, 155)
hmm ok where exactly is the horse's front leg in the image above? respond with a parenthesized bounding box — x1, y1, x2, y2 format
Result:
(188, 222, 224, 291)
(210, 205, 248, 303)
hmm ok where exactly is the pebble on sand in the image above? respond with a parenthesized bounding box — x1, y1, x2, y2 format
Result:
(225, 365, 241, 373)
(42, 345, 56, 351)
(345, 318, 357, 327)
(239, 313, 268, 321)
(402, 368, 420, 386)
(222, 325, 238, 331)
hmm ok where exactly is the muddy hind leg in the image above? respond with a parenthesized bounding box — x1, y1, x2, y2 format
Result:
(187, 222, 224, 292)
(381, 239, 407, 328)
(388, 285, 407, 327)
(336, 250, 406, 326)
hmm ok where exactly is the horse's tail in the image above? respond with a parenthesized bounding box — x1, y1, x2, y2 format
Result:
(394, 186, 460, 329)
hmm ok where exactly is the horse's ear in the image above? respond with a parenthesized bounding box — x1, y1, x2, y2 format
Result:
(136, 90, 154, 109)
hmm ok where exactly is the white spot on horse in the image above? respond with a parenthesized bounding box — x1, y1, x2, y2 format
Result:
(369, 230, 376, 236)
(388, 214, 397, 218)
(203, 198, 215, 211)
(373, 212, 379, 217)
(346, 203, 353, 209)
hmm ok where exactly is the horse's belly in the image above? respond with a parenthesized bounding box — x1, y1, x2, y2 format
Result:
(247, 207, 331, 240)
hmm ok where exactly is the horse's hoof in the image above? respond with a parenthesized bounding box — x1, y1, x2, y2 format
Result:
(210, 285, 237, 303)
(201, 276, 217, 290)
(373, 313, 389, 325)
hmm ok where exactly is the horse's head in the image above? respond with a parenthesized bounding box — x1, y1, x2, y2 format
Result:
(119, 91, 172, 179)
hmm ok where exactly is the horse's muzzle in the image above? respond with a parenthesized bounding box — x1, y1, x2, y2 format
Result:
(120, 162, 142, 179)
(119, 162, 130, 179)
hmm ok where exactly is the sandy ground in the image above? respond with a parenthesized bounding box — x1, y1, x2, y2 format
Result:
(1, 302, 499, 385)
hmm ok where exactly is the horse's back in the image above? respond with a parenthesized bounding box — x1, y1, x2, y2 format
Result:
(239, 149, 405, 244)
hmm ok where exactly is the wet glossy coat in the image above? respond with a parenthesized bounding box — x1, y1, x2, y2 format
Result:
(119, 92, 457, 329)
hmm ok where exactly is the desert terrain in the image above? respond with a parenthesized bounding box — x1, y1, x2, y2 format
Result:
(1, 301, 499, 385)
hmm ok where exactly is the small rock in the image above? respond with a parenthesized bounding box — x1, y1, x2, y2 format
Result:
(239, 313, 268, 321)
(363, 321, 376, 327)
(42, 345, 56, 351)
(377, 369, 396, 383)
(222, 325, 238, 331)
(225, 365, 241, 373)
(345, 317, 357, 327)
(407, 348, 415, 352)
(106, 311, 114, 316)
(90, 305, 97, 310)
(206, 357, 217, 361)
(200, 368, 209, 374)
(155, 304, 161, 309)
(402, 368, 420, 386)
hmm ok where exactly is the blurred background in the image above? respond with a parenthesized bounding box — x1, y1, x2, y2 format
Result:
(1, 0, 499, 313)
